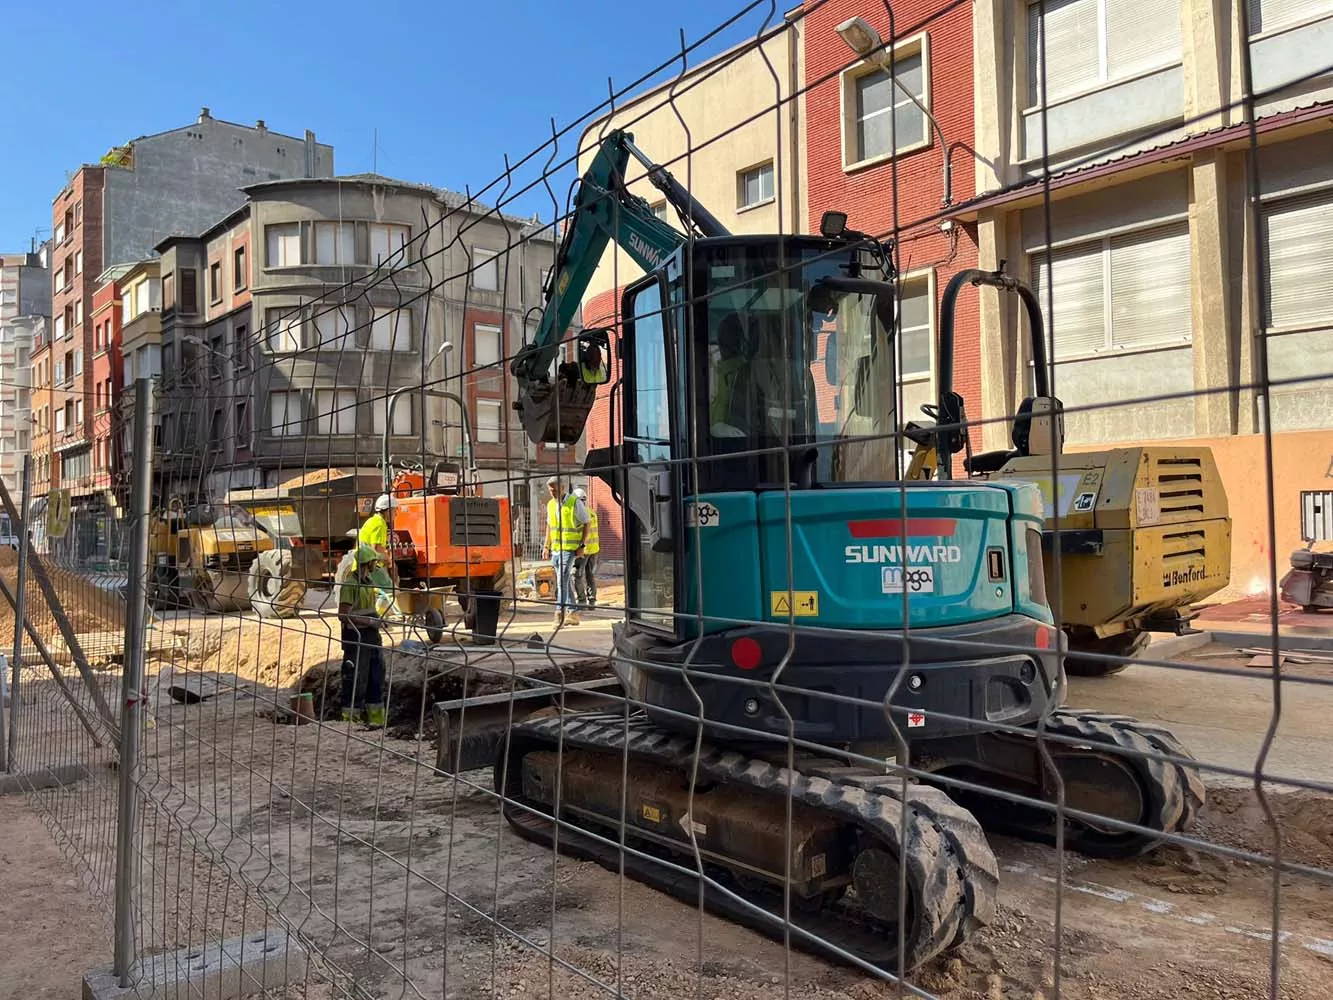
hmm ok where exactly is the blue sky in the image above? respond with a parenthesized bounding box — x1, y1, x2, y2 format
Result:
(0, 0, 782, 250)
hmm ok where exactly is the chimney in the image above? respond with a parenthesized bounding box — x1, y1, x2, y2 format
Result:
(304, 129, 317, 178)
(256, 119, 267, 132)
(199, 106, 212, 122)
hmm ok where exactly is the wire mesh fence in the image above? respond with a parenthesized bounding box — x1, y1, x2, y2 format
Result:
(6, 0, 1333, 997)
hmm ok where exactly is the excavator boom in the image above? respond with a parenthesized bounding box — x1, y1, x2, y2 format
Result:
(511, 128, 729, 445)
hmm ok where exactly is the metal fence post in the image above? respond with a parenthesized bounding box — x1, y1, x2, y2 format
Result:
(114, 379, 154, 985)
(7, 453, 33, 771)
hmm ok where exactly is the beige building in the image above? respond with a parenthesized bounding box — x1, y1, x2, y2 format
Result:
(579, 14, 806, 322)
(966, 0, 1333, 593)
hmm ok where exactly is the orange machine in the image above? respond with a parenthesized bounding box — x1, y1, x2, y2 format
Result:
(386, 467, 513, 629)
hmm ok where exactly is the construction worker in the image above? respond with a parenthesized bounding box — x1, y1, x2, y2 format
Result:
(336, 543, 393, 727)
(541, 475, 589, 627)
(580, 341, 608, 384)
(571, 486, 600, 609)
(360, 493, 397, 583)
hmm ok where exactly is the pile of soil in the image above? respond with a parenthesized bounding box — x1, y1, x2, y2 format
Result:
(1195, 785, 1333, 871)
(0, 547, 126, 647)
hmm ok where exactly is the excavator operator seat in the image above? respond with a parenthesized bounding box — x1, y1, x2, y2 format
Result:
(1022, 395, 1065, 457)
(965, 394, 1065, 475)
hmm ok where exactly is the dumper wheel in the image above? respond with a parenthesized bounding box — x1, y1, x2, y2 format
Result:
(249, 548, 306, 619)
(1064, 629, 1149, 677)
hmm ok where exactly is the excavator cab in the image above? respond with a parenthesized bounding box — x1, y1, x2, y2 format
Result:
(582, 233, 1063, 739)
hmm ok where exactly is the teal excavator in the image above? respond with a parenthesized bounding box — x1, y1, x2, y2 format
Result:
(495, 129, 1204, 972)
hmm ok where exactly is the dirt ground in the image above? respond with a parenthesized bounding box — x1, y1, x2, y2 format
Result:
(0, 794, 111, 999)
(9, 570, 1333, 1000)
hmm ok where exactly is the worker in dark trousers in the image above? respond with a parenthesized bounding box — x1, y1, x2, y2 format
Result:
(337, 543, 393, 727)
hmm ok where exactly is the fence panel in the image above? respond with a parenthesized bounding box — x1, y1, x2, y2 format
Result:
(9, 3, 1333, 998)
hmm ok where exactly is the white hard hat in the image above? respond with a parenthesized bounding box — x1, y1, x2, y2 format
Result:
(374, 493, 392, 512)
(573, 487, 587, 500)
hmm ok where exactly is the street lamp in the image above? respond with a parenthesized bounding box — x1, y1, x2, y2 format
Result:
(835, 15, 953, 207)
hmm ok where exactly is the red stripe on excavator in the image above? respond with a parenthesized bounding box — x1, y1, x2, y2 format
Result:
(847, 518, 958, 538)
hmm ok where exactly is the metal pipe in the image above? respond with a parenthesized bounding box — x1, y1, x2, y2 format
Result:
(7, 454, 32, 770)
(114, 378, 155, 986)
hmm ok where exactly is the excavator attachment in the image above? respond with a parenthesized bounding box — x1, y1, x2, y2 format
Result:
(513, 329, 611, 445)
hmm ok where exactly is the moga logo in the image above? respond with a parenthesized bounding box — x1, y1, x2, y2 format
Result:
(883, 565, 935, 594)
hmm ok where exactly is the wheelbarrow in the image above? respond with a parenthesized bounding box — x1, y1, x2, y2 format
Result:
(378, 586, 449, 643)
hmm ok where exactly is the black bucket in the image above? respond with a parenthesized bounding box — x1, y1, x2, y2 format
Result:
(470, 589, 503, 645)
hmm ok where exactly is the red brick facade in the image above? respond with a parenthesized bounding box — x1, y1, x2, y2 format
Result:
(802, 0, 983, 419)
(89, 280, 120, 492)
(35, 168, 105, 499)
(583, 288, 624, 560)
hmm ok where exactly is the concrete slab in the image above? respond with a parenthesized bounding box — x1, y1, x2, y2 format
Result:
(1143, 630, 1214, 660)
(83, 928, 307, 1000)
(0, 763, 91, 796)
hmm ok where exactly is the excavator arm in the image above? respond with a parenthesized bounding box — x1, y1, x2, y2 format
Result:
(511, 128, 730, 445)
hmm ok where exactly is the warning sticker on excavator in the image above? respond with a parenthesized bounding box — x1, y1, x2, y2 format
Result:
(770, 590, 819, 616)
(641, 803, 663, 824)
(907, 711, 926, 728)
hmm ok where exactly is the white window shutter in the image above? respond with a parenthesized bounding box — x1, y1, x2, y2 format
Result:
(1028, 0, 1102, 104)
(1248, 0, 1331, 33)
(1033, 245, 1108, 359)
(1108, 221, 1192, 348)
(1105, 0, 1182, 79)
(1264, 191, 1333, 330)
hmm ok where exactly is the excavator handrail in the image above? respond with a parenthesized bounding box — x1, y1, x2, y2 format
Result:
(381, 386, 476, 494)
(936, 266, 1051, 477)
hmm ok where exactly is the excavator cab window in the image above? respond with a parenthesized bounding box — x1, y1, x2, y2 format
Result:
(690, 239, 899, 494)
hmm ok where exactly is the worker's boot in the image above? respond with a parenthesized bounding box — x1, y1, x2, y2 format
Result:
(340, 708, 355, 723)
(551, 610, 564, 629)
(364, 704, 386, 729)
(565, 611, 582, 626)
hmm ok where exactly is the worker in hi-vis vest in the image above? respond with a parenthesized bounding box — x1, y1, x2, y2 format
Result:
(571, 486, 600, 609)
(541, 476, 589, 627)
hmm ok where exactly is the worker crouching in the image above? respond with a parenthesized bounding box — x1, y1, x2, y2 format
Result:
(336, 543, 393, 727)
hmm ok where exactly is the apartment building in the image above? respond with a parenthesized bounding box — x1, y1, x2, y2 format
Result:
(0, 249, 48, 496)
(577, 13, 808, 558)
(146, 175, 563, 540)
(960, 0, 1333, 591)
(33, 109, 334, 517)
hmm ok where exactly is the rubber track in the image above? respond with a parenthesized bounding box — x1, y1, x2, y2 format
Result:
(1029, 709, 1207, 857)
(498, 711, 999, 972)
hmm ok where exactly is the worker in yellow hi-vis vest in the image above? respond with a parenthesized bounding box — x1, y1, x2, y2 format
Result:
(571, 486, 600, 609)
(541, 476, 589, 628)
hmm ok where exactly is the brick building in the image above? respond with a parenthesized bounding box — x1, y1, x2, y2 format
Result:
(33, 110, 333, 528)
(802, 0, 981, 429)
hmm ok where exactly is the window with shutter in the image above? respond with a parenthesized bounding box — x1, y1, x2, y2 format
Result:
(1032, 245, 1107, 358)
(269, 392, 302, 437)
(312, 308, 351, 349)
(1028, 0, 1182, 105)
(1247, 0, 1332, 33)
(1263, 191, 1333, 330)
(1031, 221, 1192, 359)
(314, 222, 356, 265)
(1108, 222, 1192, 348)
(370, 393, 413, 435)
(314, 389, 358, 435)
(370, 307, 414, 351)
